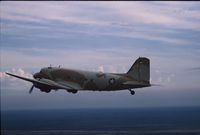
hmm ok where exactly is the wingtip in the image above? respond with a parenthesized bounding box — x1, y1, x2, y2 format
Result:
(5, 72, 13, 75)
(5, 72, 10, 75)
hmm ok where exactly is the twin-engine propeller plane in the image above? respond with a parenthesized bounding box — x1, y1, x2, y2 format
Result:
(6, 57, 151, 95)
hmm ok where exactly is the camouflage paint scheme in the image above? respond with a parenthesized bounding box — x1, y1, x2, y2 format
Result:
(6, 57, 151, 95)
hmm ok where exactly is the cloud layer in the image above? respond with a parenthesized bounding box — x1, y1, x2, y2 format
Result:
(1, 1, 200, 45)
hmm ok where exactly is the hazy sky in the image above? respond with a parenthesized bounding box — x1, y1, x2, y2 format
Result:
(1, 1, 200, 110)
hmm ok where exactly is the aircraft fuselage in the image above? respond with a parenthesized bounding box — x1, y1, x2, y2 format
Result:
(35, 67, 147, 91)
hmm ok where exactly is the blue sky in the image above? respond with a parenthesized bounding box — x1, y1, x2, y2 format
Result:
(1, 1, 200, 110)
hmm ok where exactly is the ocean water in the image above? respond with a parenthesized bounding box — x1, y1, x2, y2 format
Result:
(1, 107, 200, 135)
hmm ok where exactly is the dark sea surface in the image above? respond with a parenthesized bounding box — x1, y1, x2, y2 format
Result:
(1, 107, 200, 135)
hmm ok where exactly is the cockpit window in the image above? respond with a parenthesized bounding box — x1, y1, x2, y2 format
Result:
(40, 68, 46, 74)
(38, 68, 52, 79)
(39, 67, 53, 76)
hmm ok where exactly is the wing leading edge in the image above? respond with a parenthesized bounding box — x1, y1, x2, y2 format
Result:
(5, 72, 79, 90)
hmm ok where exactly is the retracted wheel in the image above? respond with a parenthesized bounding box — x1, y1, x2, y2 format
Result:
(45, 89, 51, 93)
(72, 90, 78, 94)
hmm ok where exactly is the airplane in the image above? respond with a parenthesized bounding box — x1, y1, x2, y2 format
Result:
(6, 57, 151, 95)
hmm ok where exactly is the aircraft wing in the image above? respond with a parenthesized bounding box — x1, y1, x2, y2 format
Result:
(6, 72, 39, 84)
(5, 72, 78, 90)
(56, 80, 83, 90)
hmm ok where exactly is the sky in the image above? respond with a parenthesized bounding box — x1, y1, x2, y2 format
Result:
(1, 1, 200, 110)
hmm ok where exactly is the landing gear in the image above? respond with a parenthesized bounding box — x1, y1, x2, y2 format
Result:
(40, 89, 51, 93)
(45, 90, 51, 93)
(129, 89, 135, 95)
(72, 90, 78, 94)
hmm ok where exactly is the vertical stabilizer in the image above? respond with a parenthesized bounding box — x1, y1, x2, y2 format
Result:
(127, 57, 150, 83)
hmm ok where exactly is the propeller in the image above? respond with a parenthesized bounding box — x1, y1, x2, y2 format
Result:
(29, 70, 43, 94)
(29, 85, 34, 94)
(29, 71, 38, 94)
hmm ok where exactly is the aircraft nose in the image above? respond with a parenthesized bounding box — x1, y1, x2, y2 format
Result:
(33, 72, 41, 79)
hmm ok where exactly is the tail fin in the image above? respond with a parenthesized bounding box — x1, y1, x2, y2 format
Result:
(127, 57, 150, 83)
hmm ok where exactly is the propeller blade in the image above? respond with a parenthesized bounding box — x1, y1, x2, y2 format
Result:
(29, 85, 34, 94)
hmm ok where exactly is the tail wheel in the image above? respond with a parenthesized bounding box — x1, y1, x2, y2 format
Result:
(129, 89, 135, 95)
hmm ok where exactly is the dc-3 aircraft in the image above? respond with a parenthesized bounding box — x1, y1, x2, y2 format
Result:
(6, 57, 151, 95)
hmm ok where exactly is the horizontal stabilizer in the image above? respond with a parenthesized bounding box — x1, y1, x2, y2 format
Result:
(123, 81, 151, 87)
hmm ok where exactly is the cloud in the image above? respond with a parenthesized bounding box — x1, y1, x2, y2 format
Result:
(188, 67, 200, 71)
(0, 68, 32, 79)
(0, 72, 7, 78)
(2, 2, 199, 29)
(1, 2, 199, 45)
(1, 47, 200, 72)
(0, 48, 133, 70)
(97, 65, 104, 73)
(151, 69, 176, 85)
(10, 68, 32, 78)
(114, 2, 200, 29)
(0, 68, 33, 90)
